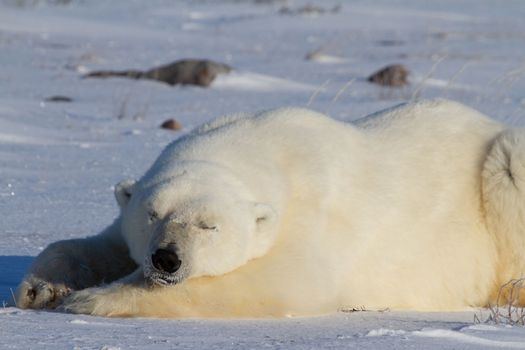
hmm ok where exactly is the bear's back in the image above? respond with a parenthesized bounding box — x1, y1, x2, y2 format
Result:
(354, 99, 501, 139)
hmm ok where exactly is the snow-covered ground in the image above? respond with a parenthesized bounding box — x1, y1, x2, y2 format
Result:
(1, 0, 525, 348)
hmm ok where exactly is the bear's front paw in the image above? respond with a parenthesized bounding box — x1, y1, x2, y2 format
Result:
(17, 275, 71, 309)
(59, 284, 137, 317)
(59, 288, 101, 315)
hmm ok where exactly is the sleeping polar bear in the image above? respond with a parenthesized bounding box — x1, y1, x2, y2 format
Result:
(16, 99, 525, 318)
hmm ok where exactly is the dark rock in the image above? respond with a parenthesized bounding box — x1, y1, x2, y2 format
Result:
(367, 64, 409, 87)
(44, 95, 73, 102)
(280, 4, 341, 16)
(376, 39, 405, 47)
(84, 59, 232, 87)
(160, 119, 182, 131)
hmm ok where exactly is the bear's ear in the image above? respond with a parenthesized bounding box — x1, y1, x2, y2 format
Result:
(114, 179, 137, 208)
(253, 202, 277, 230)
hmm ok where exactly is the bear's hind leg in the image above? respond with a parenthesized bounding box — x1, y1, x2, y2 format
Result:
(483, 129, 525, 194)
(482, 129, 525, 301)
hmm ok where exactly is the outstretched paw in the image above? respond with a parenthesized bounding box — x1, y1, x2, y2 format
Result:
(59, 284, 140, 317)
(58, 288, 101, 315)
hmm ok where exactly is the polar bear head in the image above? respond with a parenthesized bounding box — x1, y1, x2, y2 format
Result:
(114, 164, 278, 286)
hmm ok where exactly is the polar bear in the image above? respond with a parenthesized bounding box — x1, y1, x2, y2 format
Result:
(16, 99, 525, 317)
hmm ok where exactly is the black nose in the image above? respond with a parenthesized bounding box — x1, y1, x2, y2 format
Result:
(151, 248, 181, 273)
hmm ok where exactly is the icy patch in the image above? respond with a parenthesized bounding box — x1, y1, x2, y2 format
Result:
(307, 52, 348, 64)
(181, 22, 205, 31)
(411, 77, 477, 91)
(366, 328, 407, 337)
(70, 319, 90, 324)
(213, 72, 316, 92)
(0, 307, 22, 315)
(0, 132, 60, 145)
(463, 324, 502, 331)
(413, 328, 525, 348)
(69, 319, 135, 328)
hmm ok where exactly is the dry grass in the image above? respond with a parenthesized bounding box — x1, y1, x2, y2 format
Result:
(114, 89, 150, 121)
(410, 55, 447, 101)
(306, 79, 331, 107)
(331, 78, 356, 104)
(10, 287, 17, 308)
(339, 306, 390, 313)
(476, 277, 525, 325)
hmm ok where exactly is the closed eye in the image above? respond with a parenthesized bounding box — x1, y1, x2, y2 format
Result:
(196, 221, 217, 231)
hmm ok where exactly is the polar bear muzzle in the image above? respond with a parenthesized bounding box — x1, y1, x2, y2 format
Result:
(151, 247, 182, 273)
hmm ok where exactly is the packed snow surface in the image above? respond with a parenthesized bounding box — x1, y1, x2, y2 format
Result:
(1, 0, 525, 348)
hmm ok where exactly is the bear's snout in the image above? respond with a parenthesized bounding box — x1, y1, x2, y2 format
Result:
(151, 247, 182, 273)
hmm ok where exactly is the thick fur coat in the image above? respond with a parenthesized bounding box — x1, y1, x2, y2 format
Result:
(17, 99, 525, 317)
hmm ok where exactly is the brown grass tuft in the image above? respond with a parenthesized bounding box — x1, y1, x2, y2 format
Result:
(477, 277, 525, 325)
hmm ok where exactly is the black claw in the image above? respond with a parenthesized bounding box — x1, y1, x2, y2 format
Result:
(26, 288, 36, 302)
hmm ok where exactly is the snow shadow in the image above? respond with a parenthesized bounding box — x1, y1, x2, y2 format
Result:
(0, 255, 33, 306)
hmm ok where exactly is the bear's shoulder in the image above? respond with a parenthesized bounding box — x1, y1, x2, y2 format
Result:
(192, 107, 346, 139)
(194, 112, 252, 135)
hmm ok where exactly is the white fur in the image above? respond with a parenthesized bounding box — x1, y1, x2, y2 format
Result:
(17, 99, 525, 317)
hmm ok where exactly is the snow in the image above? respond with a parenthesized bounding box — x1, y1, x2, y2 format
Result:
(213, 71, 317, 92)
(1, 0, 525, 348)
(413, 328, 525, 348)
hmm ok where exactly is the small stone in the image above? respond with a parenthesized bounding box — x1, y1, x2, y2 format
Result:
(44, 95, 73, 102)
(280, 4, 341, 16)
(376, 39, 405, 47)
(161, 119, 182, 131)
(367, 64, 409, 87)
